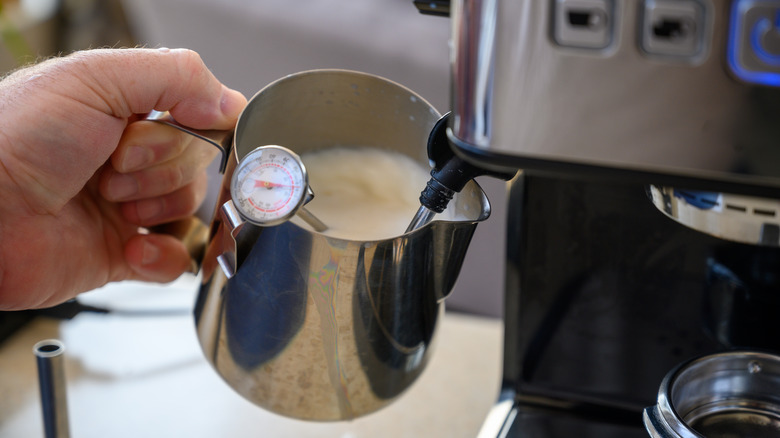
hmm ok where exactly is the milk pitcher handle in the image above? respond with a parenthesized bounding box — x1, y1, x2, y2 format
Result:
(146, 110, 233, 173)
(145, 110, 235, 273)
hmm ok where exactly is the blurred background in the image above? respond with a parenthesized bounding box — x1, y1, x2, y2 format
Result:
(0, 0, 506, 318)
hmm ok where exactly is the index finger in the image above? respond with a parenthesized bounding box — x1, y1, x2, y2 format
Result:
(62, 48, 247, 130)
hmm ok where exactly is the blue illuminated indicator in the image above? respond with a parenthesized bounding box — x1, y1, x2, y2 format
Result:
(750, 11, 780, 65)
(728, 0, 780, 87)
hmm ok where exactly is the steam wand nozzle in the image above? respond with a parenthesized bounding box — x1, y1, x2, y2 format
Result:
(406, 113, 516, 233)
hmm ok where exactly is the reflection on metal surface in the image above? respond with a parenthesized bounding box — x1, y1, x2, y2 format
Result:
(648, 185, 780, 246)
(703, 247, 780, 351)
(195, 191, 488, 420)
(450, 0, 497, 150)
(476, 391, 517, 438)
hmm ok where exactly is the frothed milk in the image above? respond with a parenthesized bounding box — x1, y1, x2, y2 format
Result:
(293, 147, 448, 240)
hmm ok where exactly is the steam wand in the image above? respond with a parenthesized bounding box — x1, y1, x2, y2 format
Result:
(406, 113, 516, 232)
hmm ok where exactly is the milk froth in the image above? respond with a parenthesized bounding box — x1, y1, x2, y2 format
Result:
(293, 146, 446, 240)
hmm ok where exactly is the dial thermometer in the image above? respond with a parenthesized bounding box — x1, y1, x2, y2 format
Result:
(229, 145, 327, 231)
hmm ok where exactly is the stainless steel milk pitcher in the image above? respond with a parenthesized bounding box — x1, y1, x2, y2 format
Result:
(155, 70, 491, 421)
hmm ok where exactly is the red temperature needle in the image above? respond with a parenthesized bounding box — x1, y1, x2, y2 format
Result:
(253, 180, 293, 189)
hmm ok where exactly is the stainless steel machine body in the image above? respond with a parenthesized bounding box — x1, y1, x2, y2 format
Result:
(450, 0, 780, 192)
(437, 1, 780, 437)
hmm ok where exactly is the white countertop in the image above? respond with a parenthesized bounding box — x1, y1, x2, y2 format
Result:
(0, 276, 503, 438)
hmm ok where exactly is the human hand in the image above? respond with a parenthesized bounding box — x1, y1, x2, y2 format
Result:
(0, 48, 247, 309)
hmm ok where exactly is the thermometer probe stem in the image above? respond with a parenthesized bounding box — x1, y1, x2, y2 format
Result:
(297, 207, 328, 232)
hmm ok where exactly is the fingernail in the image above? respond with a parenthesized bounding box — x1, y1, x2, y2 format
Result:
(220, 86, 246, 119)
(122, 146, 152, 171)
(107, 174, 139, 200)
(136, 198, 165, 223)
(141, 241, 161, 266)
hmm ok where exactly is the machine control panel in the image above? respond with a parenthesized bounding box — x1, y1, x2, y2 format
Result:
(553, 0, 616, 50)
(728, 0, 780, 87)
(553, 0, 712, 61)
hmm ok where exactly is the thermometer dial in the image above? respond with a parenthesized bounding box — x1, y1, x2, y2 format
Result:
(230, 145, 309, 226)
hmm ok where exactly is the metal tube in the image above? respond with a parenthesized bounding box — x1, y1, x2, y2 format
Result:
(297, 206, 328, 232)
(33, 339, 70, 438)
(405, 205, 438, 233)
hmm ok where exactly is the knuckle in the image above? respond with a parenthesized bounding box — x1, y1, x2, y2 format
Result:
(164, 165, 186, 190)
(158, 185, 199, 224)
(142, 165, 184, 196)
(172, 49, 207, 87)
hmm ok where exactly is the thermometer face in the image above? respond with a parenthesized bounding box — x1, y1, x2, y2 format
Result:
(230, 145, 308, 226)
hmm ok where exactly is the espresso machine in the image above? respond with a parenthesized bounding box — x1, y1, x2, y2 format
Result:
(417, 0, 780, 436)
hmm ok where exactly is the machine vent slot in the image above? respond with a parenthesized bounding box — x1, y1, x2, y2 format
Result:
(725, 204, 747, 212)
(753, 208, 777, 217)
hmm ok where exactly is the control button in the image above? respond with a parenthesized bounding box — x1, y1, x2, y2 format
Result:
(640, 0, 711, 61)
(553, 0, 616, 50)
(728, 0, 780, 87)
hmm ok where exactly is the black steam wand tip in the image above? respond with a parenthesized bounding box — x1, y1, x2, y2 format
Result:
(406, 113, 516, 232)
